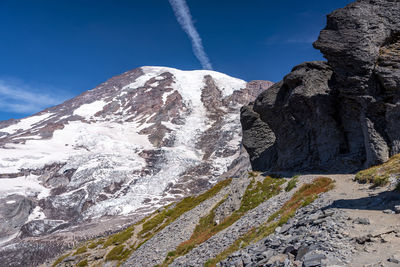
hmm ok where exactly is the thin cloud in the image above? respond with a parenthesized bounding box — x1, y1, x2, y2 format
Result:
(168, 0, 213, 70)
(0, 79, 69, 114)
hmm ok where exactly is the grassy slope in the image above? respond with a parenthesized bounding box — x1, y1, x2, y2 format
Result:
(355, 154, 400, 188)
(204, 177, 335, 267)
(159, 175, 285, 266)
(51, 178, 232, 267)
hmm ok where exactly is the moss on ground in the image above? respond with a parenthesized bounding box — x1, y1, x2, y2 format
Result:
(161, 176, 284, 266)
(204, 177, 334, 267)
(355, 154, 400, 187)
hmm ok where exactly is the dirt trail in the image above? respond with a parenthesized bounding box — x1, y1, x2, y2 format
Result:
(321, 174, 400, 266)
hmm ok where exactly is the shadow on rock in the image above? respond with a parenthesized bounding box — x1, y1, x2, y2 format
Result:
(323, 190, 400, 211)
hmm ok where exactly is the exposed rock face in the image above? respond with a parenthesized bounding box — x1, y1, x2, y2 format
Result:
(0, 66, 272, 266)
(242, 0, 400, 173)
(0, 195, 33, 241)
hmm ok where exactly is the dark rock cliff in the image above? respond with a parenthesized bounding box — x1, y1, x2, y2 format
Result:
(241, 0, 400, 173)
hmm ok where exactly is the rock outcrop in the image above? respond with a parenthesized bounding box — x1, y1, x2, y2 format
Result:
(242, 0, 400, 173)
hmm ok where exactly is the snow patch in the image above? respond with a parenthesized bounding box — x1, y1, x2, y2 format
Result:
(27, 206, 46, 222)
(140, 66, 246, 98)
(0, 175, 50, 199)
(0, 120, 152, 173)
(73, 100, 107, 118)
(0, 113, 52, 134)
(162, 90, 176, 104)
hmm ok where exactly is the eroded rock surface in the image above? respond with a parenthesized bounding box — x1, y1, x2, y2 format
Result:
(242, 0, 400, 173)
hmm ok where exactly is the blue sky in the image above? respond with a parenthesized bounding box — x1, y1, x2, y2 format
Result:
(0, 0, 353, 120)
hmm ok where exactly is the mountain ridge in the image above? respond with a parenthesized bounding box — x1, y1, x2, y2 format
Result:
(0, 66, 273, 266)
(2, 0, 400, 266)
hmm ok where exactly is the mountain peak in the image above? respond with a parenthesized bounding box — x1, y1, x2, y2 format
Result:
(0, 66, 272, 251)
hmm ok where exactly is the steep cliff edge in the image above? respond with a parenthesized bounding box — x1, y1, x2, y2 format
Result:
(242, 0, 400, 173)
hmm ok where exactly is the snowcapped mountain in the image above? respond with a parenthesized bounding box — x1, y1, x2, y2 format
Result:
(0, 66, 272, 250)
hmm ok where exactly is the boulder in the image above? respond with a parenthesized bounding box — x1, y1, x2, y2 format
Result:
(242, 0, 400, 173)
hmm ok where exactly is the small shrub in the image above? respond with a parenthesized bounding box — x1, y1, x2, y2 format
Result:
(285, 177, 298, 192)
(166, 251, 176, 257)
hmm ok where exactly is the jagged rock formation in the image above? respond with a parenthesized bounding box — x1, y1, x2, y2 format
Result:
(0, 66, 272, 266)
(242, 0, 400, 173)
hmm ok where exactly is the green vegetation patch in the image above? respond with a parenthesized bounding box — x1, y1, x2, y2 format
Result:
(87, 238, 105, 249)
(240, 176, 285, 212)
(161, 176, 284, 266)
(105, 244, 132, 262)
(73, 246, 87, 255)
(248, 171, 259, 178)
(77, 259, 88, 267)
(51, 253, 70, 267)
(355, 154, 400, 187)
(205, 177, 334, 267)
(139, 178, 232, 239)
(103, 225, 135, 248)
(50, 178, 233, 267)
(285, 175, 299, 192)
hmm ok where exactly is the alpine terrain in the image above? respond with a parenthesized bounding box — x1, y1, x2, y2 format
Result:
(0, 66, 272, 265)
(1, 0, 400, 267)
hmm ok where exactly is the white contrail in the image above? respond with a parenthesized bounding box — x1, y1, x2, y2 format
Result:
(168, 0, 213, 70)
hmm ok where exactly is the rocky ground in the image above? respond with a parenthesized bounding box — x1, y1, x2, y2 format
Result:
(41, 170, 400, 267)
(169, 176, 317, 267)
(221, 174, 400, 267)
(3, 0, 400, 266)
(123, 179, 235, 267)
